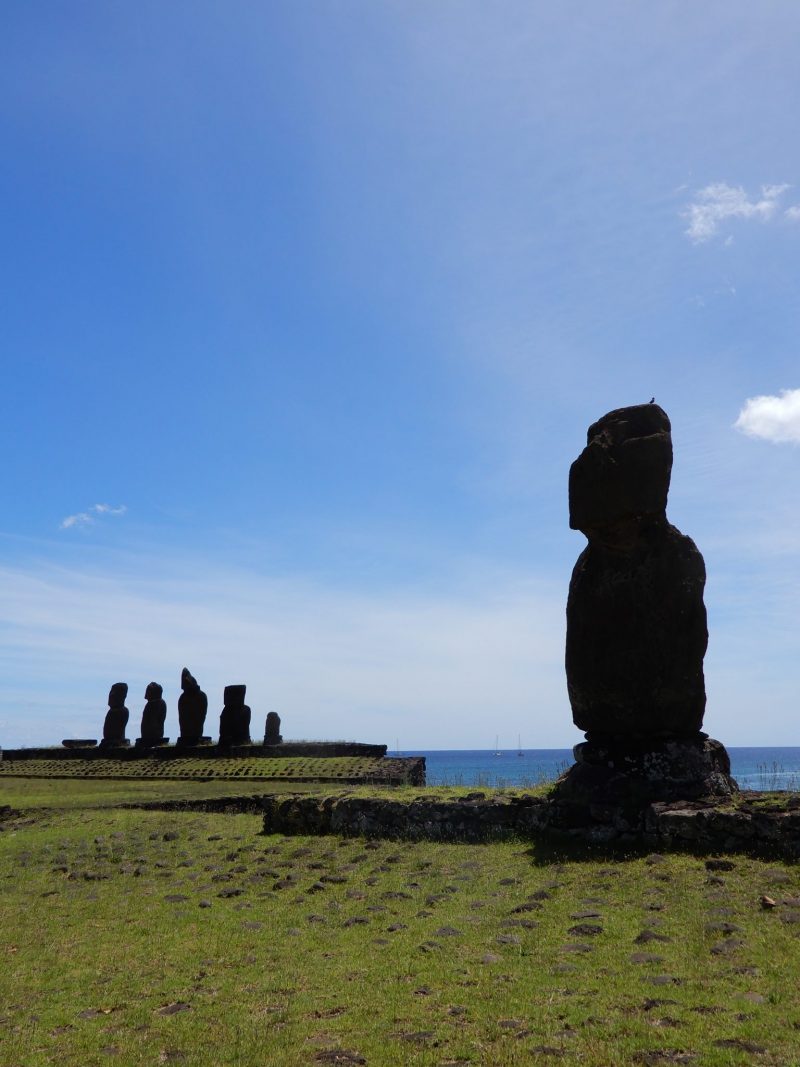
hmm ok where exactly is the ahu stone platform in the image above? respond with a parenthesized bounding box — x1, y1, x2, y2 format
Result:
(2, 741, 389, 761)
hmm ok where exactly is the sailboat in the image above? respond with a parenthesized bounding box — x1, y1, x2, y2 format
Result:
(517, 734, 524, 757)
(493, 735, 502, 756)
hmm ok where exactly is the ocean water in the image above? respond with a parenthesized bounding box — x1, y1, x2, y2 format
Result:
(400, 746, 800, 791)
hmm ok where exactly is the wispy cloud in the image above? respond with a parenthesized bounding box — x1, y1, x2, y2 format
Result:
(683, 182, 790, 243)
(60, 512, 93, 529)
(734, 388, 800, 444)
(0, 555, 568, 749)
(785, 205, 800, 222)
(60, 503, 127, 530)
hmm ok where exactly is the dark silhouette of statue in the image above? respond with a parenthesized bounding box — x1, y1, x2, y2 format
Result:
(139, 682, 167, 742)
(558, 403, 736, 801)
(566, 403, 707, 738)
(219, 684, 251, 745)
(264, 711, 282, 745)
(101, 682, 130, 746)
(177, 668, 208, 744)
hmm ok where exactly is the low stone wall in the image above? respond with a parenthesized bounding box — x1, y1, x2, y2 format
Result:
(260, 791, 800, 858)
(262, 791, 544, 840)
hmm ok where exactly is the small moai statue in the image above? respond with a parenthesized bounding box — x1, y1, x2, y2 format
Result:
(219, 685, 251, 745)
(138, 682, 167, 744)
(101, 682, 130, 747)
(177, 667, 208, 745)
(264, 711, 282, 745)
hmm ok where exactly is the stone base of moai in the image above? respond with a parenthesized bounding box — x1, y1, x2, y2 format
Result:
(99, 738, 131, 749)
(175, 735, 213, 748)
(552, 733, 738, 806)
(135, 737, 170, 749)
(62, 739, 98, 749)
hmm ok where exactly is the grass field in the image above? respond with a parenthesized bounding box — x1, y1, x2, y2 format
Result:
(3, 782, 800, 1065)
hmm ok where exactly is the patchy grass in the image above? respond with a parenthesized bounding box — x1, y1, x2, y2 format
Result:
(0, 776, 553, 816)
(0, 775, 327, 810)
(732, 791, 800, 814)
(3, 802, 800, 1065)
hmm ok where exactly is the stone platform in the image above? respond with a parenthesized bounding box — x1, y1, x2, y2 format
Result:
(1, 740, 388, 762)
(552, 734, 737, 804)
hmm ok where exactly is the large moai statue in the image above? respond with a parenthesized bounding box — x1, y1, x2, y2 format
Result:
(177, 668, 208, 745)
(101, 682, 130, 747)
(559, 403, 736, 801)
(137, 682, 168, 746)
(219, 685, 251, 745)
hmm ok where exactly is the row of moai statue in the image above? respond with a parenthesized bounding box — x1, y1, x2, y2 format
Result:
(101, 668, 284, 748)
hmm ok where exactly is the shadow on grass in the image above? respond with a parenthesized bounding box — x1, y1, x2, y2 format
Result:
(521, 832, 800, 866)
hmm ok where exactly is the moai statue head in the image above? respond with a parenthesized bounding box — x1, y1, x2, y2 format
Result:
(569, 404, 672, 545)
(224, 684, 246, 708)
(145, 681, 163, 701)
(181, 668, 199, 694)
(108, 682, 128, 709)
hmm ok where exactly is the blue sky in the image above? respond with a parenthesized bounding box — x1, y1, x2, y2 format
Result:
(2, 3, 800, 749)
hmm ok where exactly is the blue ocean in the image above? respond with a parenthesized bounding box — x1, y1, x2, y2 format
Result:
(400, 747, 800, 792)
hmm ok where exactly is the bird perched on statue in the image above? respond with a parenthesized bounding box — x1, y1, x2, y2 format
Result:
(649, 397, 655, 403)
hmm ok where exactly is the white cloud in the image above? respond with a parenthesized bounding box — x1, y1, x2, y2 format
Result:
(683, 182, 790, 243)
(60, 512, 93, 529)
(785, 205, 800, 222)
(60, 503, 127, 529)
(734, 388, 800, 444)
(92, 503, 127, 516)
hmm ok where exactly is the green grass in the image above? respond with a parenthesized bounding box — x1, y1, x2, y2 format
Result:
(0, 775, 552, 812)
(3, 799, 800, 1065)
(0, 775, 326, 810)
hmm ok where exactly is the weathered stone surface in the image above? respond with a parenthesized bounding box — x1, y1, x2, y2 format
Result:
(264, 711, 282, 745)
(178, 668, 208, 744)
(566, 404, 708, 739)
(101, 683, 129, 746)
(219, 684, 251, 745)
(556, 736, 735, 804)
(260, 791, 800, 857)
(139, 682, 167, 741)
